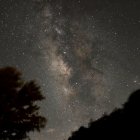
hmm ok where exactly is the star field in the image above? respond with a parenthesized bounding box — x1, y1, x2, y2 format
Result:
(0, 0, 140, 140)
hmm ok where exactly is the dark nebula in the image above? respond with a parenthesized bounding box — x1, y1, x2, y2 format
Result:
(0, 0, 140, 139)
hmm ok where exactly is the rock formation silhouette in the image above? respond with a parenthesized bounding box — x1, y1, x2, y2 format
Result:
(68, 89, 140, 140)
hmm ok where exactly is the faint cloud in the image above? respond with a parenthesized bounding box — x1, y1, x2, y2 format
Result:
(47, 128, 55, 133)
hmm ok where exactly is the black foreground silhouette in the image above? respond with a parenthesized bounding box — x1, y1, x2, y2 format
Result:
(68, 89, 140, 140)
(0, 67, 46, 140)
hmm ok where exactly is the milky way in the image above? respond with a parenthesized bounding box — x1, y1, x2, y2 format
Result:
(0, 0, 140, 140)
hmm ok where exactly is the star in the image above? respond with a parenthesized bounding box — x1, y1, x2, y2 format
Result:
(1, 0, 140, 140)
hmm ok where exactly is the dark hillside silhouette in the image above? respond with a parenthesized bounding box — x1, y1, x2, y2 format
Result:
(0, 67, 46, 140)
(68, 89, 140, 140)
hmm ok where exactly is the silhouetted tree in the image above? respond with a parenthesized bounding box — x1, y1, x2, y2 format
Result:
(0, 67, 46, 140)
(68, 90, 140, 140)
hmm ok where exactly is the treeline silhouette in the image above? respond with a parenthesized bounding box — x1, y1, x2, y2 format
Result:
(68, 89, 140, 139)
(0, 67, 46, 140)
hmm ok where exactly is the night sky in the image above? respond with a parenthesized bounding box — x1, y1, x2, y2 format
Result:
(0, 0, 140, 140)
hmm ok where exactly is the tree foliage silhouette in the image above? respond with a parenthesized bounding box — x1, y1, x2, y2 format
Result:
(68, 89, 140, 140)
(0, 67, 46, 140)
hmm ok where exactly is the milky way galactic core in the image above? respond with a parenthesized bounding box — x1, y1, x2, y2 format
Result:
(0, 0, 140, 140)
